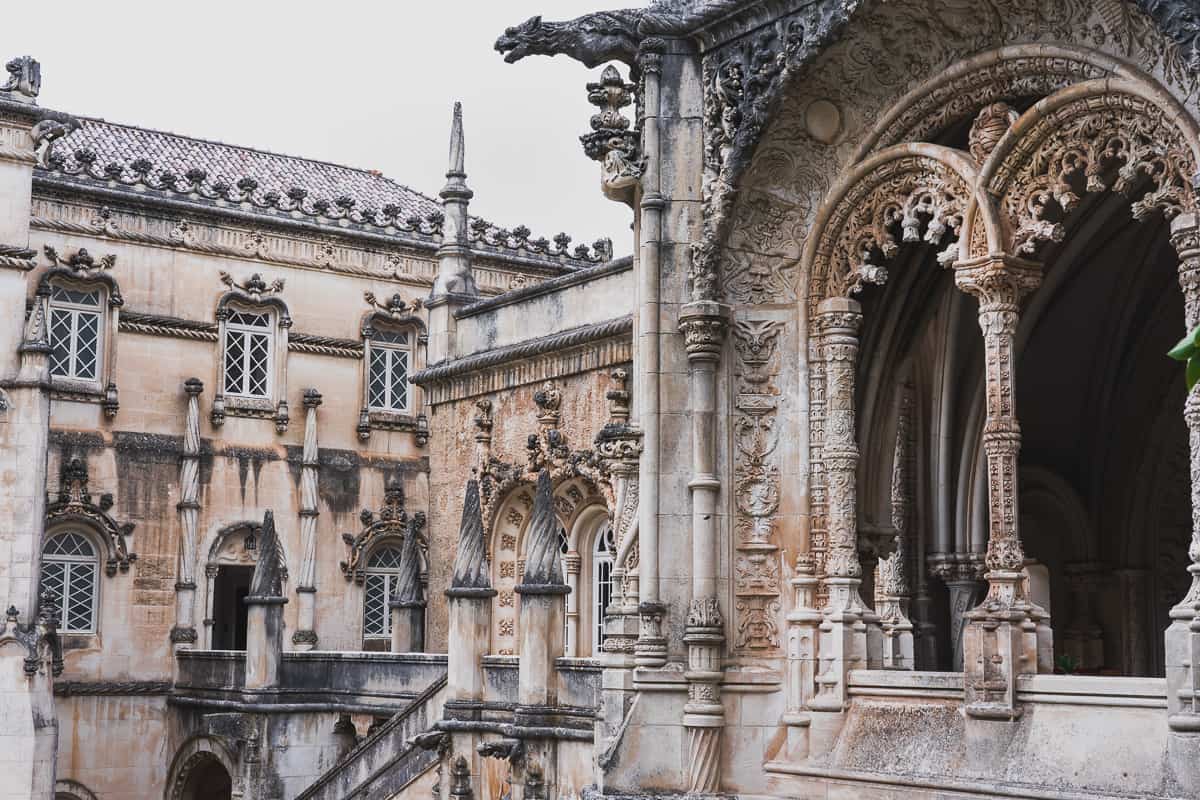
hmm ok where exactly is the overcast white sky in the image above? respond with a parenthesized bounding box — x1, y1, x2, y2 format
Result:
(2, 1, 638, 255)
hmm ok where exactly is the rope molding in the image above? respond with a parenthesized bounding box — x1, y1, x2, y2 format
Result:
(119, 311, 363, 358)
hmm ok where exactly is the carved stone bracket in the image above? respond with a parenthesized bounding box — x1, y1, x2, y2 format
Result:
(582, 65, 643, 206)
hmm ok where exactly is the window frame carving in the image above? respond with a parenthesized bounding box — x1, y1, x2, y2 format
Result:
(44, 456, 135, 578)
(211, 272, 291, 431)
(37, 246, 123, 417)
(356, 295, 428, 443)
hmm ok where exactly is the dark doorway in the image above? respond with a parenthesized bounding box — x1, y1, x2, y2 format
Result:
(181, 755, 232, 800)
(212, 565, 253, 650)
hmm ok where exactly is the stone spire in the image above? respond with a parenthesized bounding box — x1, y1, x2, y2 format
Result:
(519, 470, 566, 588)
(393, 525, 424, 606)
(431, 101, 476, 299)
(447, 478, 492, 595)
(249, 510, 284, 599)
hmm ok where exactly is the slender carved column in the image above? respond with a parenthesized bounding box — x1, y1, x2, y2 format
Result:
(678, 300, 729, 794)
(879, 383, 915, 669)
(811, 298, 873, 711)
(293, 389, 321, 649)
(516, 470, 569, 717)
(1167, 213, 1200, 731)
(171, 378, 203, 649)
(636, 40, 667, 669)
(954, 255, 1043, 719)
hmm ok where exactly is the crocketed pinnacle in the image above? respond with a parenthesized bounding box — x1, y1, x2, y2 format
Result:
(249, 510, 284, 599)
(392, 526, 424, 607)
(519, 470, 567, 589)
(447, 478, 493, 596)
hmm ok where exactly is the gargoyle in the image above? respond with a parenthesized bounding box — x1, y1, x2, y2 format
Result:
(495, 10, 644, 68)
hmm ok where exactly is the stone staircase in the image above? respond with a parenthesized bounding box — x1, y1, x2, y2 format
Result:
(296, 673, 447, 800)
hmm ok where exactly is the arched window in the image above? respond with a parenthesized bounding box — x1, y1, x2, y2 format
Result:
(41, 531, 99, 634)
(592, 522, 616, 650)
(363, 545, 403, 639)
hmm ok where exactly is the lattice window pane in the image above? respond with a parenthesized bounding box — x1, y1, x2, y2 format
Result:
(65, 563, 96, 632)
(368, 348, 389, 409)
(225, 330, 246, 392)
(44, 532, 95, 557)
(74, 311, 100, 380)
(48, 308, 73, 377)
(228, 311, 269, 328)
(375, 329, 408, 345)
(41, 561, 66, 621)
(247, 334, 270, 396)
(594, 525, 615, 649)
(41, 532, 98, 634)
(368, 546, 403, 570)
(51, 285, 101, 306)
(363, 573, 392, 637)
(390, 350, 409, 411)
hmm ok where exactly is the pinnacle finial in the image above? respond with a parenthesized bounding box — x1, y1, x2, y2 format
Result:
(448, 101, 465, 178)
(519, 470, 567, 589)
(249, 510, 284, 599)
(447, 478, 494, 596)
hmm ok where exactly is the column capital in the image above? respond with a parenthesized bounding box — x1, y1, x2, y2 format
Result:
(814, 296, 863, 336)
(678, 300, 731, 360)
(954, 253, 1042, 308)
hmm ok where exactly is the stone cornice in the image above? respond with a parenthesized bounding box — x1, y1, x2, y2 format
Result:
(29, 195, 555, 296)
(32, 172, 594, 277)
(412, 315, 633, 404)
(455, 256, 633, 319)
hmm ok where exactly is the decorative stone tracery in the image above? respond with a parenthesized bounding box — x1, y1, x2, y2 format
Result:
(340, 484, 427, 585)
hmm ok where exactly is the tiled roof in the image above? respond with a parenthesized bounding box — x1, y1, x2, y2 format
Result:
(36, 117, 613, 268)
(49, 117, 441, 222)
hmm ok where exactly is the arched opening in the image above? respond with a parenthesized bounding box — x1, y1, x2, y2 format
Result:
(362, 542, 404, 650)
(202, 521, 287, 650)
(178, 755, 232, 800)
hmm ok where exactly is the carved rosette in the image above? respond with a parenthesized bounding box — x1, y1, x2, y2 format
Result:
(732, 319, 784, 652)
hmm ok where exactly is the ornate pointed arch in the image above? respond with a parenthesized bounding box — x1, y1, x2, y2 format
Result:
(803, 144, 1000, 312)
(980, 78, 1200, 256)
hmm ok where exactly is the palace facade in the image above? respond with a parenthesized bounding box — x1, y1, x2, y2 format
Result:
(6, 1, 1200, 798)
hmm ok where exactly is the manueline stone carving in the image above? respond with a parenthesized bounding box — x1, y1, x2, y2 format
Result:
(340, 483, 427, 584)
(46, 457, 135, 577)
(519, 470, 566, 588)
(732, 319, 784, 650)
(448, 479, 492, 594)
(1, 55, 40, 100)
(581, 64, 643, 206)
(495, 12, 643, 68)
(249, 510, 284, 599)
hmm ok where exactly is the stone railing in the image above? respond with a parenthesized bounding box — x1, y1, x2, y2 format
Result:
(172, 650, 446, 714)
(296, 673, 448, 800)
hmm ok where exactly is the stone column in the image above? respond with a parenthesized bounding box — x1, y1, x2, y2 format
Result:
(1167, 213, 1200, 731)
(635, 41, 668, 669)
(427, 102, 477, 365)
(294, 388, 321, 650)
(0, 63, 70, 800)
(172, 378, 203, 649)
(878, 383, 915, 670)
(244, 511, 287, 690)
(515, 470, 569, 711)
(390, 508, 426, 653)
(444, 478, 495, 703)
(564, 553, 581, 657)
(954, 255, 1044, 719)
(677, 300, 729, 794)
(810, 298, 873, 711)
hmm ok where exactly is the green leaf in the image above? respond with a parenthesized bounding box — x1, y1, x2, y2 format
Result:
(1188, 356, 1200, 392)
(1169, 327, 1200, 361)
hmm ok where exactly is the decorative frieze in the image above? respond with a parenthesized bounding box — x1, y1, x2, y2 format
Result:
(732, 319, 784, 652)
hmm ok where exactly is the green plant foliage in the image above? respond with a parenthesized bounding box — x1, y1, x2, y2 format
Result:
(1168, 325, 1200, 391)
